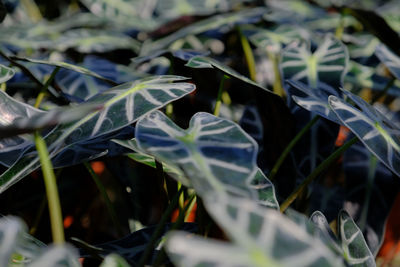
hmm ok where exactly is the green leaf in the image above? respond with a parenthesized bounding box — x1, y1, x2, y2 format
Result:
(281, 34, 348, 89)
(185, 55, 274, 94)
(0, 64, 15, 83)
(136, 110, 263, 203)
(375, 44, 400, 80)
(140, 7, 266, 55)
(11, 56, 117, 85)
(55, 29, 141, 53)
(0, 75, 195, 193)
(100, 254, 130, 267)
(249, 24, 309, 54)
(329, 93, 400, 178)
(166, 195, 344, 267)
(338, 210, 375, 266)
(0, 103, 103, 139)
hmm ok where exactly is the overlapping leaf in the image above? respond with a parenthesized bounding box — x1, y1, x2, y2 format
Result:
(338, 211, 375, 266)
(136, 110, 263, 202)
(309, 211, 376, 266)
(0, 75, 196, 192)
(329, 93, 400, 177)
(287, 80, 340, 123)
(166, 194, 344, 267)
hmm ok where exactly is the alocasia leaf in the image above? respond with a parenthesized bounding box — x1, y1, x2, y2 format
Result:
(166, 194, 344, 267)
(55, 29, 141, 53)
(12, 56, 118, 85)
(0, 75, 196, 193)
(375, 44, 400, 80)
(338, 210, 375, 266)
(28, 245, 80, 267)
(0, 64, 15, 83)
(328, 94, 400, 177)
(135, 110, 261, 202)
(287, 80, 341, 123)
(281, 34, 348, 89)
(140, 7, 266, 55)
(309, 210, 376, 266)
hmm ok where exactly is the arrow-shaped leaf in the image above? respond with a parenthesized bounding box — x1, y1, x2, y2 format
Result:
(329, 94, 400, 177)
(0, 75, 195, 193)
(281, 34, 348, 89)
(135, 110, 261, 202)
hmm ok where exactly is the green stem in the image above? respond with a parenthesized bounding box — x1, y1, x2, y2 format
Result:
(371, 77, 396, 104)
(84, 162, 124, 236)
(214, 75, 230, 117)
(268, 51, 285, 97)
(0, 83, 6, 92)
(280, 136, 358, 213)
(34, 131, 64, 244)
(137, 186, 185, 267)
(238, 26, 257, 81)
(335, 11, 345, 40)
(269, 116, 320, 180)
(34, 67, 60, 108)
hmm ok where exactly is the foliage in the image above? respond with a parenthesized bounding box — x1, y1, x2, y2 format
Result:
(1, 0, 400, 266)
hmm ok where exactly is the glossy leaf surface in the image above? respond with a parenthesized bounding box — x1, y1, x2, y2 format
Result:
(375, 44, 400, 80)
(136, 110, 260, 201)
(0, 75, 195, 192)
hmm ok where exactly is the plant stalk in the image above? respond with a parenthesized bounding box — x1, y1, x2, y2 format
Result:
(214, 75, 230, 117)
(84, 162, 124, 236)
(34, 131, 65, 244)
(267, 51, 285, 97)
(269, 116, 320, 180)
(34, 67, 60, 108)
(238, 26, 257, 82)
(280, 136, 358, 213)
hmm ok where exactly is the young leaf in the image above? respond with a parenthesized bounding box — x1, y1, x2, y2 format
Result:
(281, 34, 348, 89)
(338, 210, 375, 267)
(166, 195, 344, 267)
(329, 94, 400, 178)
(0, 75, 196, 193)
(0, 64, 15, 83)
(100, 254, 130, 267)
(135, 110, 260, 201)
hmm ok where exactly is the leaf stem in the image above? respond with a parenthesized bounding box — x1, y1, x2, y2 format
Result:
(34, 131, 64, 244)
(238, 26, 257, 81)
(269, 116, 320, 180)
(34, 67, 60, 108)
(359, 155, 377, 231)
(280, 136, 358, 213)
(267, 51, 285, 97)
(137, 186, 185, 266)
(213, 75, 230, 117)
(84, 162, 124, 236)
